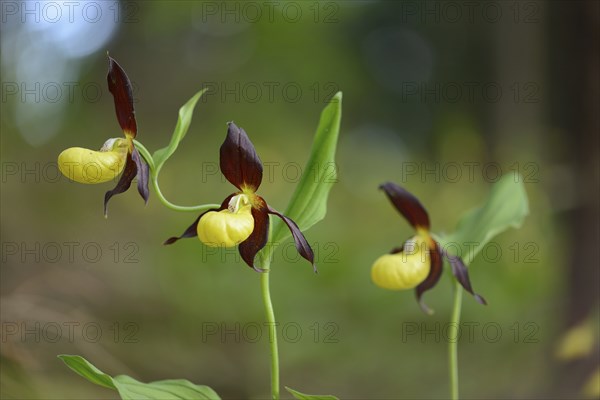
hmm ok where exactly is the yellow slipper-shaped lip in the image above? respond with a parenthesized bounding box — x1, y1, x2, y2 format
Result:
(371, 236, 431, 290)
(197, 204, 255, 247)
(58, 138, 128, 184)
(197, 194, 255, 247)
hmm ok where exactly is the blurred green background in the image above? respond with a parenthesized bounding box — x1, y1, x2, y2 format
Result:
(1, 1, 598, 399)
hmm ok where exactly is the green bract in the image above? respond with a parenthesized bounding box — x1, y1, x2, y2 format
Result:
(152, 88, 208, 175)
(271, 92, 343, 245)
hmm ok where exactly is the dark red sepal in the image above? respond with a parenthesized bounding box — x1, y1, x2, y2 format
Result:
(380, 182, 430, 230)
(445, 253, 487, 305)
(132, 148, 149, 204)
(415, 240, 443, 314)
(163, 194, 234, 245)
(107, 56, 137, 138)
(103, 153, 137, 217)
(239, 201, 269, 272)
(268, 206, 316, 272)
(220, 122, 263, 192)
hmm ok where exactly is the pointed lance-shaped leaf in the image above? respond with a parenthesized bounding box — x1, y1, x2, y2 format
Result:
(415, 240, 443, 314)
(107, 56, 137, 138)
(268, 206, 316, 272)
(220, 122, 263, 192)
(445, 253, 487, 305)
(270, 92, 342, 246)
(132, 148, 149, 204)
(380, 182, 430, 230)
(104, 153, 137, 217)
(238, 198, 269, 272)
(163, 194, 234, 245)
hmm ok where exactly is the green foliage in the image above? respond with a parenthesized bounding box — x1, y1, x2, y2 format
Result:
(58, 355, 115, 389)
(58, 355, 220, 400)
(285, 386, 339, 400)
(152, 89, 208, 175)
(271, 92, 343, 245)
(440, 174, 529, 264)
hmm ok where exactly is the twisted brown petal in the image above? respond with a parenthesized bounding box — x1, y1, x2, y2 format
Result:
(220, 122, 263, 192)
(268, 206, 316, 272)
(239, 200, 269, 272)
(380, 182, 430, 230)
(445, 253, 487, 305)
(131, 148, 149, 204)
(103, 153, 137, 217)
(107, 56, 137, 138)
(163, 215, 202, 245)
(415, 240, 443, 314)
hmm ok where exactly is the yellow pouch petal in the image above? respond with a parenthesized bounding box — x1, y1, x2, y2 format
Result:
(371, 236, 431, 290)
(197, 205, 254, 248)
(58, 138, 128, 184)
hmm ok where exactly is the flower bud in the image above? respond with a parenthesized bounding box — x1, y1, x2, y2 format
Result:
(58, 138, 128, 184)
(371, 235, 431, 290)
(197, 194, 254, 247)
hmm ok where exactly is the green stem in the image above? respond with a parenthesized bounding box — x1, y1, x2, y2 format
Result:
(260, 265, 280, 400)
(449, 280, 463, 400)
(150, 175, 218, 213)
(133, 140, 218, 213)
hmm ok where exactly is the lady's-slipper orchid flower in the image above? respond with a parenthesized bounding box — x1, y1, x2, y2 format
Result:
(165, 122, 315, 273)
(58, 56, 149, 216)
(371, 182, 486, 313)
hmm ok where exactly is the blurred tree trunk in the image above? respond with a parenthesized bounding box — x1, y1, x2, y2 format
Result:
(548, 0, 599, 396)
(493, 1, 599, 396)
(548, 3, 599, 322)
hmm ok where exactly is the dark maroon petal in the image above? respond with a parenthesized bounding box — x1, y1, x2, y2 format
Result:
(380, 182, 430, 230)
(163, 215, 202, 245)
(107, 56, 137, 138)
(103, 153, 137, 217)
(445, 253, 487, 305)
(268, 206, 316, 272)
(163, 194, 234, 245)
(220, 122, 263, 191)
(238, 205, 269, 272)
(415, 240, 443, 314)
(131, 148, 149, 204)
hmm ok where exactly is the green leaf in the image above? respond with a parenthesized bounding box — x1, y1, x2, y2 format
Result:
(112, 376, 220, 400)
(58, 355, 220, 400)
(441, 174, 529, 264)
(271, 92, 342, 245)
(58, 355, 116, 390)
(152, 89, 207, 174)
(285, 386, 339, 400)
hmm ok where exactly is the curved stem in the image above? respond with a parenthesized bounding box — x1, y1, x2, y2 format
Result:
(133, 140, 218, 213)
(449, 280, 463, 400)
(260, 264, 280, 400)
(151, 175, 218, 213)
